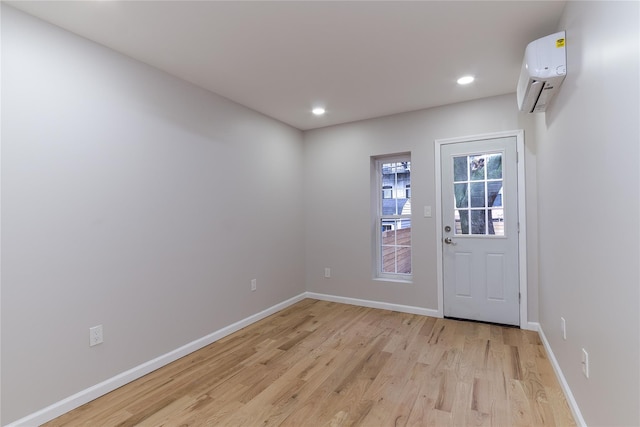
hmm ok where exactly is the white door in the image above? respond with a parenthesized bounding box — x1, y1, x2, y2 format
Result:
(441, 137, 520, 326)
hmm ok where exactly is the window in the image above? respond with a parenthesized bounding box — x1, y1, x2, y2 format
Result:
(375, 156, 411, 279)
(453, 152, 504, 236)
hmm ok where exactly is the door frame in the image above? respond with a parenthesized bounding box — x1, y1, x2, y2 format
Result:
(434, 130, 528, 328)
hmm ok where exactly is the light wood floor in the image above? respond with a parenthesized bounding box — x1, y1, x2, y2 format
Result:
(43, 299, 576, 426)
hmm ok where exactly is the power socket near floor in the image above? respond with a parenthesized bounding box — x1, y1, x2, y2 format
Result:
(89, 325, 103, 347)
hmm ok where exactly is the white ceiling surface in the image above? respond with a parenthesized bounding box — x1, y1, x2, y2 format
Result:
(7, 1, 566, 130)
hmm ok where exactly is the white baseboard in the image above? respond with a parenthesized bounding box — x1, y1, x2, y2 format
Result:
(524, 321, 540, 331)
(6, 293, 307, 427)
(535, 323, 587, 427)
(305, 292, 441, 317)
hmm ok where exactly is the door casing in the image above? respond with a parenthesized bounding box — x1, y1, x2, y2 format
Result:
(435, 130, 528, 328)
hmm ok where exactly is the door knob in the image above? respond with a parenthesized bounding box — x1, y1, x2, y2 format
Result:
(444, 237, 456, 245)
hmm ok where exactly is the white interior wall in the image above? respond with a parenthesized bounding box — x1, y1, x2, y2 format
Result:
(536, 2, 639, 426)
(1, 5, 305, 424)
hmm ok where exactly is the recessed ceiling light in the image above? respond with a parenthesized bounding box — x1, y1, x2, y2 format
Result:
(312, 107, 326, 116)
(457, 75, 475, 85)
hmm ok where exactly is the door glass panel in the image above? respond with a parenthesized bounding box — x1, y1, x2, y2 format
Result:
(454, 183, 468, 208)
(487, 181, 503, 207)
(490, 208, 504, 235)
(470, 182, 485, 208)
(469, 155, 485, 181)
(471, 210, 486, 234)
(454, 156, 468, 181)
(487, 153, 502, 179)
(453, 151, 505, 236)
(455, 210, 468, 234)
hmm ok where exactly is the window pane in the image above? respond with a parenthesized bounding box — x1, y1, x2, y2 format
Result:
(382, 199, 396, 215)
(396, 247, 411, 274)
(380, 218, 411, 274)
(469, 155, 485, 181)
(490, 209, 504, 236)
(454, 183, 468, 208)
(454, 156, 468, 181)
(471, 210, 486, 234)
(398, 219, 411, 245)
(382, 228, 395, 245)
(382, 246, 396, 273)
(487, 153, 502, 179)
(381, 161, 410, 215)
(381, 219, 395, 235)
(455, 209, 469, 235)
(487, 181, 503, 207)
(470, 182, 485, 208)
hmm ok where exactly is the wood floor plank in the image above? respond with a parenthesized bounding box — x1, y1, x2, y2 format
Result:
(42, 299, 576, 426)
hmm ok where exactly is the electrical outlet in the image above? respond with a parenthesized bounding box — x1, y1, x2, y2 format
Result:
(324, 268, 331, 278)
(581, 348, 589, 378)
(561, 317, 566, 340)
(89, 325, 103, 347)
(251, 279, 257, 291)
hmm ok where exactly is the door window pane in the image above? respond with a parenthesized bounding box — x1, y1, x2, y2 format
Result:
(471, 210, 486, 234)
(469, 155, 485, 181)
(454, 156, 468, 181)
(487, 153, 502, 179)
(490, 208, 504, 235)
(487, 181, 503, 207)
(470, 182, 486, 208)
(454, 183, 468, 208)
(455, 210, 468, 235)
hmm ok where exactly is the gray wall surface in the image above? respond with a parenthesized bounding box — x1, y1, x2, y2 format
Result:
(535, 2, 640, 426)
(1, 6, 305, 423)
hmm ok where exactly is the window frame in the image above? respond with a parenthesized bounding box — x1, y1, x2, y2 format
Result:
(374, 154, 412, 282)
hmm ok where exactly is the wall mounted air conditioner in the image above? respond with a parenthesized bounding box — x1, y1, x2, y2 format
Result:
(517, 31, 566, 113)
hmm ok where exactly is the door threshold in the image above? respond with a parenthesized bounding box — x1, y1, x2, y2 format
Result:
(444, 316, 520, 329)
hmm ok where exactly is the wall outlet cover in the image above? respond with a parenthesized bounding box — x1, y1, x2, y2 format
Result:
(89, 325, 103, 347)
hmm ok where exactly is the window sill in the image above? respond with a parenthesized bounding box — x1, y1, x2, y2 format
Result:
(373, 277, 413, 285)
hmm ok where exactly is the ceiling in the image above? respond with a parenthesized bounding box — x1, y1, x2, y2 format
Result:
(7, 1, 566, 130)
